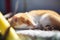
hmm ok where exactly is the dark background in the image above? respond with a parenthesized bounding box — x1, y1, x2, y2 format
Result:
(0, 0, 60, 14)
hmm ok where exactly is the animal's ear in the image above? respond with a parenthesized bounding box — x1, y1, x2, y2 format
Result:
(10, 16, 18, 27)
(8, 16, 18, 23)
(14, 17, 18, 22)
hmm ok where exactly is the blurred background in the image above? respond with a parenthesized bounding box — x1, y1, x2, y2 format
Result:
(0, 0, 60, 14)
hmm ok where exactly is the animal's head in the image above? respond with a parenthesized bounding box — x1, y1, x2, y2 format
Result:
(8, 13, 36, 28)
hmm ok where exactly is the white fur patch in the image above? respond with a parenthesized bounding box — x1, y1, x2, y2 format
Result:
(40, 14, 52, 27)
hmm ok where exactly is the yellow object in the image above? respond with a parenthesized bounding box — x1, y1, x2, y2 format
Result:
(0, 12, 21, 40)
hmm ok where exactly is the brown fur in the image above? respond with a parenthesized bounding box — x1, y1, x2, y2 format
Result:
(8, 13, 35, 28)
(29, 10, 59, 16)
(29, 10, 60, 27)
(8, 10, 60, 28)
